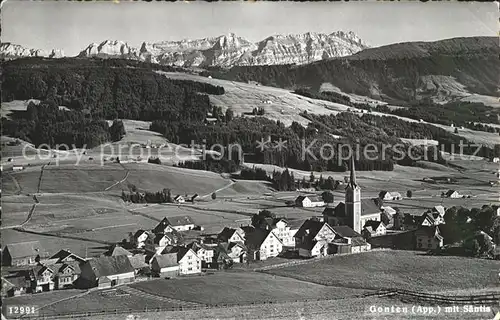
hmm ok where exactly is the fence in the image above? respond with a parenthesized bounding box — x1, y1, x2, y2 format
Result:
(15, 288, 500, 319)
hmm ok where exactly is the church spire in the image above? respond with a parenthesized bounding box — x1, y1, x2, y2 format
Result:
(349, 156, 357, 188)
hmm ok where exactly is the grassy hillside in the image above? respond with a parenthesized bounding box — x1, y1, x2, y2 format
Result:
(209, 37, 499, 104)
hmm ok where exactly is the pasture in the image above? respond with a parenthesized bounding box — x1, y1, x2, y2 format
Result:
(131, 271, 368, 305)
(264, 250, 500, 293)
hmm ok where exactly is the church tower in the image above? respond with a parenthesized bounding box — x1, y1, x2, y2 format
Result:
(345, 157, 362, 233)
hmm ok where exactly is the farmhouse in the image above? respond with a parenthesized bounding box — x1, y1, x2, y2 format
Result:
(173, 195, 186, 204)
(127, 254, 149, 276)
(217, 242, 247, 264)
(12, 165, 24, 171)
(151, 253, 179, 278)
(131, 230, 154, 249)
(295, 195, 325, 208)
(246, 229, 283, 261)
(217, 227, 245, 244)
(363, 220, 387, 236)
(27, 265, 55, 293)
(169, 246, 202, 275)
(103, 245, 133, 257)
(188, 242, 216, 268)
(154, 232, 182, 249)
(443, 190, 461, 198)
(294, 219, 336, 258)
(380, 191, 403, 201)
(79, 256, 135, 289)
(50, 262, 81, 290)
(330, 225, 371, 254)
(415, 226, 444, 250)
(153, 216, 196, 233)
(2, 241, 44, 266)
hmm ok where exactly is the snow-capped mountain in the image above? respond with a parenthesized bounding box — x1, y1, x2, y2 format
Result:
(1, 31, 369, 67)
(0, 43, 64, 59)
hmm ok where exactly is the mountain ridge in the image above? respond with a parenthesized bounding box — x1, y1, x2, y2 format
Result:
(1, 31, 368, 67)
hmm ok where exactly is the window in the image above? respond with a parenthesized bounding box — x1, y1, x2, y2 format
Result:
(188, 267, 192, 271)
(188, 255, 192, 260)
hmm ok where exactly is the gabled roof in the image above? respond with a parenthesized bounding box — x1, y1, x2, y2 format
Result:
(246, 229, 280, 250)
(294, 219, 328, 240)
(332, 225, 363, 238)
(188, 241, 215, 253)
(160, 246, 196, 262)
(5, 241, 43, 259)
(152, 253, 178, 268)
(323, 202, 346, 217)
(50, 249, 85, 263)
(51, 261, 81, 274)
(155, 216, 195, 230)
(3, 276, 28, 288)
(295, 195, 308, 202)
(218, 227, 243, 242)
(445, 190, 458, 196)
(103, 246, 132, 257)
(363, 220, 384, 231)
(127, 254, 148, 270)
(154, 230, 182, 245)
(86, 255, 135, 277)
(287, 219, 306, 229)
(432, 205, 445, 216)
(174, 195, 185, 200)
(361, 199, 381, 216)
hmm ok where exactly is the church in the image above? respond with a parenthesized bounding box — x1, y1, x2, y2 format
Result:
(323, 157, 381, 233)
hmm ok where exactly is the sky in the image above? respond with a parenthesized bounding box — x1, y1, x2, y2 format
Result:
(1, 1, 497, 56)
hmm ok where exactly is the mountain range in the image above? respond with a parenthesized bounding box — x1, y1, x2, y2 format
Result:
(1, 31, 368, 67)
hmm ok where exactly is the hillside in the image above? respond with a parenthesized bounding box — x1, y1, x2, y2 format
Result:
(209, 37, 499, 105)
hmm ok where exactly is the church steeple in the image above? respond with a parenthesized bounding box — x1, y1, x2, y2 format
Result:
(346, 156, 358, 189)
(345, 156, 361, 233)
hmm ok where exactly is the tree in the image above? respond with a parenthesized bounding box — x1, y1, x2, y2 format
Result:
(309, 172, 315, 183)
(225, 108, 234, 122)
(406, 190, 413, 198)
(470, 239, 480, 257)
(110, 119, 126, 142)
(321, 191, 334, 204)
(251, 210, 276, 229)
(211, 192, 217, 200)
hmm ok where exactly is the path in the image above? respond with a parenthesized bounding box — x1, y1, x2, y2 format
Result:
(104, 170, 130, 191)
(8, 173, 22, 195)
(200, 179, 236, 199)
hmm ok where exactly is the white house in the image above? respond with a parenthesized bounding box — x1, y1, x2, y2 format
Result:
(246, 229, 283, 261)
(131, 230, 154, 249)
(217, 227, 245, 244)
(272, 218, 303, 248)
(363, 220, 386, 236)
(153, 216, 195, 233)
(188, 242, 216, 268)
(295, 195, 325, 208)
(12, 166, 24, 171)
(380, 191, 402, 201)
(443, 190, 461, 198)
(176, 248, 201, 275)
(173, 195, 186, 204)
(491, 157, 499, 163)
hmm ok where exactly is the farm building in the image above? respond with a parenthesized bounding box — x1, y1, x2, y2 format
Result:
(151, 253, 179, 278)
(27, 265, 55, 293)
(415, 226, 444, 250)
(78, 256, 135, 289)
(443, 190, 461, 198)
(188, 242, 216, 268)
(2, 276, 29, 297)
(131, 230, 155, 249)
(330, 225, 371, 254)
(154, 232, 183, 249)
(50, 262, 81, 290)
(217, 242, 247, 264)
(294, 219, 336, 258)
(12, 165, 24, 171)
(295, 195, 325, 208)
(2, 241, 44, 267)
(127, 254, 149, 276)
(246, 229, 283, 261)
(363, 220, 387, 236)
(103, 245, 133, 257)
(49, 250, 85, 264)
(380, 191, 403, 201)
(153, 216, 196, 233)
(217, 227, 245, 244)
(161, 246, 202, 275)
(173, 195, 186, 204)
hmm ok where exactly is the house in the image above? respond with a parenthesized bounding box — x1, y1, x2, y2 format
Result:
(217, 242, 247, 264)
(363, 220, 387, 236)
(173, 195, 186, 204)
(51, 262, 81, 290)
(49, 249, 85, 264)
(271, 218, 304, 248)
(2, 276, 29, 297)
(380, 191, 402, 201)
(162, 246, 202, 275)
(188, 242, 216, 268)
(151, 253, 179, 278)
(246, 229, 283, 261)
(294, 219, 336, 258)
(131, 230, 154, 249)
(2, 241, 44, 266)
(153, 216, 196, 233)
(295, 195, 325, 208)
(432, 205, 446, 217)
(491, 157, 499, 163)
(330, 225, 371, 254)
(78, 256, 135, 289)
(415, 226, 444, 250)
(103, 245, 133, 257)
(154, 232, 182, 250)
(217, 227, 245, 244)
(12, 165, 24, 171)
(443, 190, 461, 198)
(27, 265, 55, 293)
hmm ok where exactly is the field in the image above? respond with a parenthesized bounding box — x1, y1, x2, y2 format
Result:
(131, 271, 368, 305)
(264, 251, 500, 292)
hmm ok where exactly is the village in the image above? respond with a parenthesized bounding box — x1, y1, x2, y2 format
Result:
(2, 157, 499, 298)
